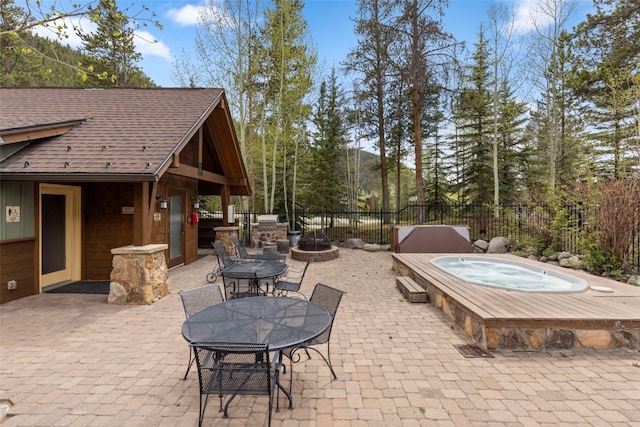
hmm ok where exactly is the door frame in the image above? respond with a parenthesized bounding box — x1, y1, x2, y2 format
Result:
(39, 183, 82, 290)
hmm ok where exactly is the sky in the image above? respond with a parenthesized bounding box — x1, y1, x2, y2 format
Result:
(32, 0, 595, 88)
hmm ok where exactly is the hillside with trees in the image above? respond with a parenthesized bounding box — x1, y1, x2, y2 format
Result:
(1, 0, 156, 87)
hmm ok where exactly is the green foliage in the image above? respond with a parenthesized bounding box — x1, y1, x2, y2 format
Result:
(1, 0, 156, 88)
(78, 0, 148, 86)
(578, 239, 623, 277)
(302, 68, 349, 211)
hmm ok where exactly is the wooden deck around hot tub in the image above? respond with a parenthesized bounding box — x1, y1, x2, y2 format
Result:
(392, 253, 640, 351)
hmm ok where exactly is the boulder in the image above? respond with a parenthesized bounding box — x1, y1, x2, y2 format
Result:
(344, 238, 364, 249)
(557, 251, 573, 260)
(363, 243, 385, 252)
(486, 237, 510, 254)
(559, 255, 582, 269)
(473, 239, 489, 251)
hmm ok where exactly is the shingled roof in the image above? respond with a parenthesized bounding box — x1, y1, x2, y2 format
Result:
(0, 87, 248, 194)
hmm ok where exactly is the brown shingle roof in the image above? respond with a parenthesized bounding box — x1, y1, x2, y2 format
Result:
(0, 87, 229, 181)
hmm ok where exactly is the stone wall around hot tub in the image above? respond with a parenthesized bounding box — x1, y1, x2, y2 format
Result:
(392, 257, 640, 352)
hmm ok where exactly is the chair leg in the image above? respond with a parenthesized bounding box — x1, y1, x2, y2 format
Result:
(183, 347, 195, 380)
(198, 394, 210, 427)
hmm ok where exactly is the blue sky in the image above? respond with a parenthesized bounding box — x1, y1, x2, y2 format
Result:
(33, 0, 594, 87)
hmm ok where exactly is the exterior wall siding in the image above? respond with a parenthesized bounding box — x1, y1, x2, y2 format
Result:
(0, 239, 36, 303)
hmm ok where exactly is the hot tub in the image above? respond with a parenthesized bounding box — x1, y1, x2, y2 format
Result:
(430, 255, 589, 293)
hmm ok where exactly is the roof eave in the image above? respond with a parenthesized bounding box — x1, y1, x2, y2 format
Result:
(0, 172, 160, 182)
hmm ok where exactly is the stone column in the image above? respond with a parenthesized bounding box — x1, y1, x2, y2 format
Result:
(214, 226, 239, 255)
(109, 244, 169, 304)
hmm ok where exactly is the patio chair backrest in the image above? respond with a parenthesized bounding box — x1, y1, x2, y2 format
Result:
(191, 342, 274, 425)
(231, 235, 251, 259)
(308, 283, 345, 345)
(212, 241, 236, 268)
(179, 284, 224, 318)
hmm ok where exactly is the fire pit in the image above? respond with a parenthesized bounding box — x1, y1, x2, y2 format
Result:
(291, 230, 339, 262)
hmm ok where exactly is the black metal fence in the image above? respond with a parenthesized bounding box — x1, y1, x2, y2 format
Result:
(237, 203, 639, 270)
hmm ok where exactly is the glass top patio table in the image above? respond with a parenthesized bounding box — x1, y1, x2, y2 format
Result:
(181, 296, 332, 352)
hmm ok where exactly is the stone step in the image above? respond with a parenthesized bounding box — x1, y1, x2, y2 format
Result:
(396, 276, 427, 303)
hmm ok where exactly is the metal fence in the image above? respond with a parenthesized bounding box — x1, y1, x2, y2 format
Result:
(238, 203, 639, 270)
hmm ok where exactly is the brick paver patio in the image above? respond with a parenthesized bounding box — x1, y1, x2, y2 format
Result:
(1, 249, 639, 426)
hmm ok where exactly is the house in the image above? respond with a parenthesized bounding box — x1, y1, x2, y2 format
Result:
(0, 87, 250, 304)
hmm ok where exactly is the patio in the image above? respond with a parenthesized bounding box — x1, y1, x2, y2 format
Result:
(1, 249, 639, 426)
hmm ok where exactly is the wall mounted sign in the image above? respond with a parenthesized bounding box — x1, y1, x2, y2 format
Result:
(6, 206, 20, 222)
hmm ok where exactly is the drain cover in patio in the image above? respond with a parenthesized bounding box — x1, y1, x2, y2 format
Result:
(454, 344, 494, 358)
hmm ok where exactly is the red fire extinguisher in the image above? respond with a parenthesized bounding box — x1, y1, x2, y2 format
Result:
(190, 212, 199, 223)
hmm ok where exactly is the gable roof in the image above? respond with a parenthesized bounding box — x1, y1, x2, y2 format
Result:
(0, 88, 249, 195)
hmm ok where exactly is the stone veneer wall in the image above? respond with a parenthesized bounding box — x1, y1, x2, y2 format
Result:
(392, 258, 640, 351)
(251, 223, 288, 247)
(109, 244, 169, 304)
(214, 226, 239, 255)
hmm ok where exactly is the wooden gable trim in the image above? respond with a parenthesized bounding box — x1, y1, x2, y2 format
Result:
(155, 92, 223, 179)
(168, 163, 247, 187)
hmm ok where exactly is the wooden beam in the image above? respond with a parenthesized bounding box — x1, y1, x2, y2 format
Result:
(133, 182, 152, 245)
(169, 163, 247, 186)
(221, 185, 231, 224)
(171, 153, 180, 168)
(197, 127, 203, 175)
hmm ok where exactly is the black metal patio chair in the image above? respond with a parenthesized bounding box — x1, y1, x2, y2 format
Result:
(281, 283, 346, 391)
(208, 241, 243, 283)
(191, 342, 280, 427)
(232, 236, 286, 263)
(273, 258, 313, 298)
(178, 284, 224, 380)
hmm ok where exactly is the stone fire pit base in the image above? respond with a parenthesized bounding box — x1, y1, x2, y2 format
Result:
(291, 245, 340, 262)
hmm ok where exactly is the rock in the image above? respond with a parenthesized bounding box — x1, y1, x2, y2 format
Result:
(559, 255, 582, 269)
(527, 255, 538, 261)
(108, 282, 127, 304)
(577, 330, 612, 349)
(344, 238, 364, 249)
(627, 277, 639, 286)
(547, 253, 559, 261)
(546, 260, 561, 266)
(486, 237, 510, 254)
(473, 239, 489, 251)
(545, 329, 577, 349)
(363, 243, 384, 252)
(557, 251, 572, 260)
(539, 256, 549, 263)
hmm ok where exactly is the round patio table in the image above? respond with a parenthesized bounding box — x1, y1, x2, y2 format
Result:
(182, 296, 332, 410)
(221, 260, 288, 297)
(181, 296, 331, 351)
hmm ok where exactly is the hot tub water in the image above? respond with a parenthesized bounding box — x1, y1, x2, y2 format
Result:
(430, 256, 589, 293)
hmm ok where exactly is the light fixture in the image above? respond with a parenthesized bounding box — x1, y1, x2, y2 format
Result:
(157, 194, 167, 210)
(191, 197, 200, 210)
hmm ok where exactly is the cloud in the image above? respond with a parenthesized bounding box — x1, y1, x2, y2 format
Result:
(135, 30, 172, 61)
(166, 3, 204, 26)
(31, 17, 171, 62)
(31, 17, 94, 49)
(513, 0, 553, 34)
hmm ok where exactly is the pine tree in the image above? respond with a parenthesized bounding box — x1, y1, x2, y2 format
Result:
(78, 0, 150, 86)
(452, 28, 493, 205)
(570, 0, 639, 178)
(303, 69, 349, 212)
